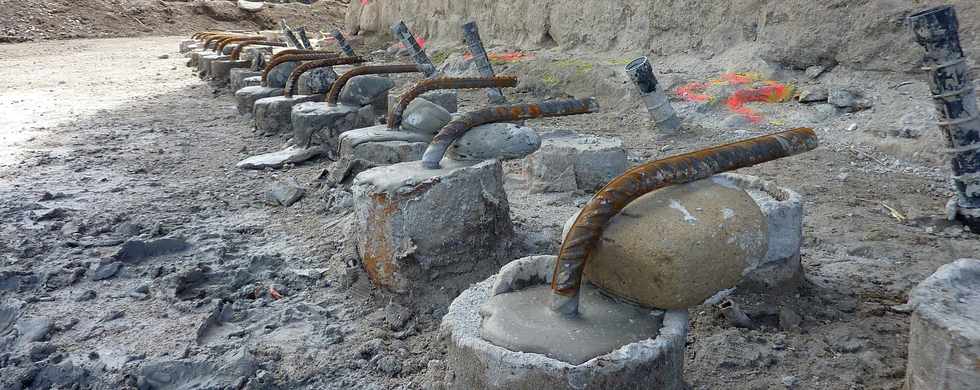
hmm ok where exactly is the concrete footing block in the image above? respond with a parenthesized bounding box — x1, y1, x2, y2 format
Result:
(351, 159, 513, 293)
(440, 255, 688, 390)
(719, 173, 805, 292)
(234, 86, 282, 115)
(230, 69, 262, 91)
(905, 258, 980, 390)
(524, 130, 627, 193)
(291, 103, 374, 148)
(254, 94, 325, 135)
(179, 39, 196, 53)
(197, 54, 228, 78)
(211, 59, 251, 86)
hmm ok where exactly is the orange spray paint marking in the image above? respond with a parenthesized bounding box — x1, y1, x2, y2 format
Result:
(674, 72, 793, 123)
(463, 51, 534, 63)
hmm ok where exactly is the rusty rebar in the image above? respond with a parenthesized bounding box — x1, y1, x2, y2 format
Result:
(325, 64, 428, 105)
(204, 35, 243, 51)
(216, 36, 266, 55)
(420, 97, 599, 169)
(230, 41, 287, 61)
(549, 128, 819, 316)
(270, 49, 337, 62)
(284, 56, 366, 97)
(387, 76, 518, 129)
(260, 53, 343, 86)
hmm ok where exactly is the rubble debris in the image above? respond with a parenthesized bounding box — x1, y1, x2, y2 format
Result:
(265, 179, 305, 207)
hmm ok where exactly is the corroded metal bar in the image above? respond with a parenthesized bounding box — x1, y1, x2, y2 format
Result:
(284, 56, 366, 97)
(331, 29, 357, 57)
(549, 128, 818, 316)
(391, 21, 436, 77)
(270, 49, 336, 62)
(387, 76, 518, 129)
(204, 34, 248, 51)
(421, 97, 599, 169)
(325, 64, 428, 105)
(216, 36, 265, 55)
(260, 53, 342, 86)
(462, 21, 505, 104)
(909, 6, 980, 232)
(230, 41, 287, 61)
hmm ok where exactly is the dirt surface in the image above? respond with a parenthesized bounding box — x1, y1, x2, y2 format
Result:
(1, 31, 979, 390)
(0, 0, 348, 43)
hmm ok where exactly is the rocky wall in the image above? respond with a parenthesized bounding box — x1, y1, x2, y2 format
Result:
(346, 0, 980, 73)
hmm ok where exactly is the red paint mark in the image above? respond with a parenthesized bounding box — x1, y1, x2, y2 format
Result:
(361, 0, 370, 5)
(464, 51, 534, 63)
(674, 72, 794, 123)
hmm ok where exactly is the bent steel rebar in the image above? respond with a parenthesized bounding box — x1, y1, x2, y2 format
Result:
(420, 97, 599, 169)
(391, 21, 436, 77)
(270, 49, 337, 62)
(909, 6, 980, 232)
(387, 76, 518, 130)
(626, 56, 682, 133)
(283, 56, 367, 97)
(230, 41, 287, 61)
(325, 64, 429, 106)
(216, 36, 265, 55)
(204, 34, 246, 51)
(462, 21, 506, 104)
(549, 127, 818, 316)
(260, 53, 343, 86)
(330, 29, 357, 57)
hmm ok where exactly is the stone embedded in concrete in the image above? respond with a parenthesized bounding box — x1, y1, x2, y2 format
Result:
(243, 46, 273, 62)
(254, 94, 325, 135)
(178, 39, 196, 53)
(290, 102, 364, 148)
(234, 86, 282, 115)
(230, 69, 262, 91)
(266, 61, 299, 89)
(400, 97, 452, 135)
(905, 258, 980, 390)
(236, 145, 326, 170)
(719, 173, 805, 292)
(297, 67, 338, 95)
(210, 59, 251, 86)
(447, 123, 541, 162)
(349, 140, 426, 166)
(561, 177, 768, 309)
(389, 90, 459, 114)
(351, 159, 513, 293)
(340, 75, 395, 106)
(524, 130, 627, 193)
(440, 255, 687, 390)
(242, 76, 262, 88)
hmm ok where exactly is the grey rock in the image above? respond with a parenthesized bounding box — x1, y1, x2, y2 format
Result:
(811, 104, 837, 123)
(828, 88, 872, 112)
(804, 65, 825, 79)
(234, 86, 282, 115)
(32, 208, 67, 221)
(778, 307, 802, 330)
(16, 317, 52, 343)
(236, 146, 326, 170)
(358, 338, 384, 359)
(781, 375, 800, 388)
(400, 98, 451, 135)
(375, 355, 402, 376)
(340, 75, 395, 106)
(297, 67, 338, 95)
(721, 114, 752, 129)
(266, 61, 299, 89)
(384, 302, 412, 331)
(91, 262, 122, 281)
(75, 290, 97, 302)
(447, 123, 541, 161)
(798, 88, 828, 103)
(265, 179, 305, 207)
(100, 310, 124, 323)
(253, 94, 324, 135)
(113, 238, 189, 262)
(290, 103, 363, 148)
(115, 222, 142, 237)
(29, 342, 57, 362)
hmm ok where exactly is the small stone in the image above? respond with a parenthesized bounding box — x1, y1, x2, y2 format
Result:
(158, 54, 170, 60)
(828, 88, 872, 112)
(400, 98, 451, 135)
(798, 88, 828, 103)
(384, 302, 412, 331)
(113, 238, 190, 263)
(16, 317, 52, 343)
(115, 222, 142, 237)
(236, 146, 325, 170)
(265, 179, 305, 207)
(804, 65, 825, 79)
(781, 375, 800, 388)
(75, 290, 97, 302)
(778, 307, 802, 330)
(721, 114, 751, 129)
(447, 123, 542, 162)
(91, 262, 122, 281)
(266, 61, 299, 89)
(846, 123, 858, 132)
(358, 338, 384, 359)
(375, 355, 402, 376)
(297, 67, 338, 95)
(28, 342, 57, 362)
(340, 75, 395, 106)
(811, 104, 837, 122)
(100, 310, 124, 323)
(32, 208, 67, 221)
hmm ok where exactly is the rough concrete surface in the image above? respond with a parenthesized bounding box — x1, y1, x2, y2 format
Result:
(524, 129, 627, 193)
(440, 255, 687, 389)
(253, 94, 324, 135)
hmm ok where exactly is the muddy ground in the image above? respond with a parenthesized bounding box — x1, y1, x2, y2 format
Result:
(1, 33, 979, 390)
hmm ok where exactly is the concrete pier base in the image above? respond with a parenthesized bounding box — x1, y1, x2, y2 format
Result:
(210, 59, 251, 86)
(234, 86, 282, 115)
(230, 69, 262, 91)
(351, 159, 513, 293)
(254, 94, 325, 135)
(290, 103, 373, 148)
(266, 61, 298, 89)
(524, 130, 627, 193)
(328, 125, 432, 182)
(440, 255, 688, 390)
(178, 39, 196, 53)
(197, 54, 227, 78)
(905, 258, 980, 390)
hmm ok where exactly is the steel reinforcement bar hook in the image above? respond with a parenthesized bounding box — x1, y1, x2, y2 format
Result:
(260, 52, 343, 86)
(386, 76, 518, 130)
(549, 127, 819, 316)
(325, 64, 430, 106)
(420, 97, 600, 169)
(283, 56, 367, 97)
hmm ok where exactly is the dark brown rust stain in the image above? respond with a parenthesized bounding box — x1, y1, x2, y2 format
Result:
(215, 36, 265, 55)
(549, 128, 818, 308)
(203, 35, 241, 50)
(283, 56, 366, 97)
(386, 76, 519, 129)
(325, 64, 426, 105)
(270, 49, 337, 62)
(230, 41, 287, 61)
(260, 53, 343, 86)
